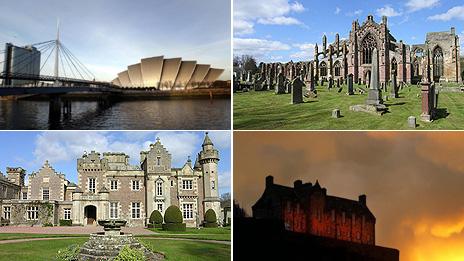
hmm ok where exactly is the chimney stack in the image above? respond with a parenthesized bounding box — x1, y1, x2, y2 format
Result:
(359, 195, 367, 206)
(265, 175, 274, 188)
(294, 180, 303, 188)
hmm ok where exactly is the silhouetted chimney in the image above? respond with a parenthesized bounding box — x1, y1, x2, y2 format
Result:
(359, 195, 367, 206)
(266, 175, 274, 188)
(294, 180, 303, 188)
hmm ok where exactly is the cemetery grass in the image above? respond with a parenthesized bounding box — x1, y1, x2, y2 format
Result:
(234, 84, 464, 129)
(0, 238, 230, 261)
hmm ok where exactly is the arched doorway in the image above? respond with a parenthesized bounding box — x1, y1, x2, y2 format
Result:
(84, 205, 97, 225)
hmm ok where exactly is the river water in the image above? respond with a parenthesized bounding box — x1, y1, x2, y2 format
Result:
(0, 98, 230, 130)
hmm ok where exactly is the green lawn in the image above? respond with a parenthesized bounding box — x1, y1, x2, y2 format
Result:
(145, 227, 231, 241)
(141, 238, 230, 261)
(0, 233, 83, 241)
(234, 84, 464, 129)
(0, 237, 230, 261)
(0, 238, 88, 261)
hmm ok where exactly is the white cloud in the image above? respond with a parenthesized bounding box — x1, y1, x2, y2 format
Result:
(376, 5, 402, 17)
(258, 16, 301, 25)
(33, 131, 223, 169)
(234, 19, 254, 36)
(207, 131, 231, 152)
(406, 0, 440, 12)
(234, 38, 291, 57)
(347, 9, 363, 16)
(218, 170, 231, 193)
(428, 6, 464, 21)
(290, 43, 315, 60)
(335, 7, 341, 15)
(234, 0, 306, 35)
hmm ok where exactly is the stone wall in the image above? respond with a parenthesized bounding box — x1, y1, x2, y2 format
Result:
(28, 161, 66, 201)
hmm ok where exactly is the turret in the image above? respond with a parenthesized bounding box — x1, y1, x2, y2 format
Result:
(322, 35, 327, 56)
(382, 16, 387, 26)
(198, 132, 221, 224)
(6, 167, 26, 187)
(335, 33, 340, 57)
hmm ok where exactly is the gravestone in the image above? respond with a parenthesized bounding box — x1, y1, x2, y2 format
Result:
(291, 78, 304, 104)
(336, 78, 340, 88)
(420, 82, 436, 122)
(347, 74, 354, 95)
(286, 81, 292, 93)
(275, 69, 286, 94)
(391, 70, 398, 98)
(332, 109, 341, 118)
(328, 77, 333, 89)
(320, 78, 324, 86)
(408, 116, 416, 128)
(366, 48, 383, 106)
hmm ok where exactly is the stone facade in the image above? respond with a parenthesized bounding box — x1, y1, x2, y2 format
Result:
(0, 133, 222, 228)
(255, 15, 461, 88)
(319, 15, 460, 84)
(253, 176, 376, 245)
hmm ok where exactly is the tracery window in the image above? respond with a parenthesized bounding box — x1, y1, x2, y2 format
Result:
(361, 34, 377, 64)
(333, 61, 341, 76)
(433, 46, 444, 80)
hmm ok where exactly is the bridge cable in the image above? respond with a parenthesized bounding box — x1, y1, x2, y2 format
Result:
(60, 43, 95, 80)
(60, 44, 85, 80)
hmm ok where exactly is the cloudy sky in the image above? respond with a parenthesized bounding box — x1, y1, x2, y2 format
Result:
(234, 0, 464, 62)
(234, 132, 464, 261)
(0, 0, 231, 81)
(0, 131, 231, 194)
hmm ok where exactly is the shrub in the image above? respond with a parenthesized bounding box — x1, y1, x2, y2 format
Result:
(204, 209, 217, 223)
(114, 245, 146, 261)
(56, 244, 81, 261)
(149, 210, 163, 225)
(204, 209, 218, 228)
(43, 222, 54, 227)
(59, 219, 72, 226)
(164, 206, 183, 224)
(162, 223, 186, 231)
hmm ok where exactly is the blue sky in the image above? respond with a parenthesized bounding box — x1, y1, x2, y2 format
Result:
(0, 0, 231, 81)
(234, 0, 464, 62)
(0, 131, 231, 195)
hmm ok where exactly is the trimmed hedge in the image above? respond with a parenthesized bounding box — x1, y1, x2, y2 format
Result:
(162, 223, 186, 231)
(164, 206, 183, 224)
(149, 210, 163, 225)
(59, 219, 72, 226)
(204, 209, 218, 227)
(147, 223, 162, 229)
(204, 209, 217, 223)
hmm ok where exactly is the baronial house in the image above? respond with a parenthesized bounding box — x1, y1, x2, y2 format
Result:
(0, 133, 224, 227)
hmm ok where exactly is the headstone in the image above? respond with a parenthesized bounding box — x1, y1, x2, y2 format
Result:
(320, 78, 324, 86)
(336, 78, 340, 88)
(366, 48, 384, 106)
(420, 82, 435, 122)
(286, 81, 292, 93)
(275, 70, 286, 94)
(332, 109, 340, 118)
(328, 77, 333, 89)
(291, 78, 304, 104)
(347, 74, 354, 95)
(391, 71, 398, 98)
(408, 116, 416, 128)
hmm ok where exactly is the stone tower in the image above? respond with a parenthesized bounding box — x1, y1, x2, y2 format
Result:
(6, 167, 25, 187)
(198, 132, 221, 223)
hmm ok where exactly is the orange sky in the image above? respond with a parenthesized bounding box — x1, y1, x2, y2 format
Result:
(234, 132, 464, 261)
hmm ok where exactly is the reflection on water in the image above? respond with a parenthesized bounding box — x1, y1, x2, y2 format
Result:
(0, 99, 230, 130)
